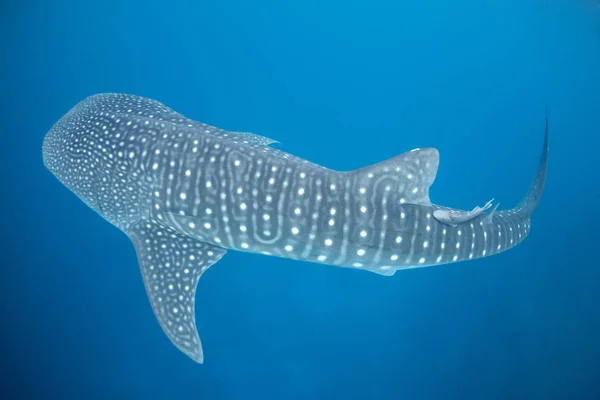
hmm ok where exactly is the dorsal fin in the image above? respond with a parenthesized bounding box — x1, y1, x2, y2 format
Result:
(482, 202, 499, 224)
(351, 147, 439, 206)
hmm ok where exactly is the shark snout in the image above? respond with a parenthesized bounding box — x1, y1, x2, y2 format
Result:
(42, 130, 55, 171)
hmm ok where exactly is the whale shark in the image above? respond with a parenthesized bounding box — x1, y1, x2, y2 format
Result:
(42, 93, 548, 363)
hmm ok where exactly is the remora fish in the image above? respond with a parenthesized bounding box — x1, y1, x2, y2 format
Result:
(42, 94, 548, 363)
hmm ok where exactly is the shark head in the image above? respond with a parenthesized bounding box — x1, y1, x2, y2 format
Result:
(42, 94, 155, 228)
(42, 98, 104, 214)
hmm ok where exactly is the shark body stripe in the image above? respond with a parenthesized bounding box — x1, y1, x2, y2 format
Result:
(42, 93, 548, 363)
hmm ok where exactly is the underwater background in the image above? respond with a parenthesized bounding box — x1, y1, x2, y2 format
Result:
(1, 0, 599, 398)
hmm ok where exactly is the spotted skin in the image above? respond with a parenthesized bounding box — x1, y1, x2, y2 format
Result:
(42, 94, 548, 363)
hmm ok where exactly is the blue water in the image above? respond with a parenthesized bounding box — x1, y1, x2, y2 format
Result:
(2, 0, 599, 398)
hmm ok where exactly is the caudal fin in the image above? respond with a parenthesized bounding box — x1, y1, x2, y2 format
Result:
(514, 106, 549, 216)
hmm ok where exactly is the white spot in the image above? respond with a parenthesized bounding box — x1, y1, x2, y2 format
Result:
(241, 242, 249, 249)
(284, 245, 293, 252)
(263, 214, 270, 221)
(240, 225, 247, 232)
(391, 254, 398, 261)
(452, 255, 458, 261)
(188, 222, 196, 229)
(328, 219, 335, 226)
(317, 255, 327, 262)
(353, 263, 363, 268)
(324, 239, 333, 246)
(291, 227, 299, 235)
(456, 242, 460, 249)
(180, 193, 187, 200)
(419, 258, 425, 264)
(360, 206, 367, 213)
(330, 208, 336, 216)
(395, 236, 402, 244)
(294, 208, 301, 215)
(359, 187, 366, 194)
(185, 169, 191, 176)
(234, 160, 240, 166)
(330, 184, 336, 190)
(423, 241, 428, 248)
(204, 222, 211, 229)
(240, 203, 247, 210)
(298, 188, 305, 195)
(360, 230, 367, 238)
(357, 249, 366, 256)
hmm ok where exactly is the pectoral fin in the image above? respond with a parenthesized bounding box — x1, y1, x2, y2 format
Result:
(226, 131, 279, 146)
(128, 220, 227, 363)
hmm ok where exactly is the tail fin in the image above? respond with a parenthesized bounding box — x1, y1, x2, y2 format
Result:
(514, 106, 549, 216)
